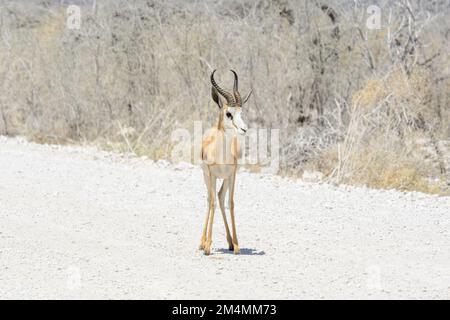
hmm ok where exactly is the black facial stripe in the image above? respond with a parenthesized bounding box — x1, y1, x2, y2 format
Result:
(226, 112, 233, 119)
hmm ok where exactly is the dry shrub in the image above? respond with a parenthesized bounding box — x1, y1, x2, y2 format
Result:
(326, 63, 448, 194)
(333, 137, 444, 194)
(0, 0, 448, 194)
(352, 78, 385, 110)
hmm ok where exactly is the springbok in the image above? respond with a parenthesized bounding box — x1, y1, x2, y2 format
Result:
(199, 69, 252, 255)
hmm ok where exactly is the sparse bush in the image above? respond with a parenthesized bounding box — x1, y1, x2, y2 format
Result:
(0, 0, 448, 194)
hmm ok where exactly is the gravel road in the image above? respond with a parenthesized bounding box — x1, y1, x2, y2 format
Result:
(0, 136, 449, 299)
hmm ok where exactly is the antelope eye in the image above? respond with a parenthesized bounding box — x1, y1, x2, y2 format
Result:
(226, 112, 233, 119)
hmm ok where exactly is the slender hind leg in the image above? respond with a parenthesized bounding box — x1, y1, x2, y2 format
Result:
(218, 179, 233, 250)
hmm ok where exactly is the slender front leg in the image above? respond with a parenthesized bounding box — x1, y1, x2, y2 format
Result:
(218, 179, 233, 250)
(229, 167, 240, 254)
(200, 168, 211, 250)
(204, 174, 217, 255)
(199, 192, 210, 250)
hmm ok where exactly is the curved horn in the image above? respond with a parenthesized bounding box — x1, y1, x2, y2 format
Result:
(210, 70, 235, 104)
(242, 89, 253, 104)
(230, 70, 242, 106)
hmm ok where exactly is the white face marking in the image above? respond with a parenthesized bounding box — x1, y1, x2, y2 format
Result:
(224, 106, 248, 135)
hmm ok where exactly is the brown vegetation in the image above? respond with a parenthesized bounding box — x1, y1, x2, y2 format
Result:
(0, 0, 449, 194)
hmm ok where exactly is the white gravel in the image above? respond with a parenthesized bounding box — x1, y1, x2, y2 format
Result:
(0, 136, 449, 299)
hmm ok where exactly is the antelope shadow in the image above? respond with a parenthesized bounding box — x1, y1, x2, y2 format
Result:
(216, 248, 265, 256)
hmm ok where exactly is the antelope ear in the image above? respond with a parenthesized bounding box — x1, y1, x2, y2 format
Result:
(211, 86, 224, 109)
(242, 89, 253, 104)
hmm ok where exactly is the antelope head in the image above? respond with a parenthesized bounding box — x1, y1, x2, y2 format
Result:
(210, 69, 252, 135)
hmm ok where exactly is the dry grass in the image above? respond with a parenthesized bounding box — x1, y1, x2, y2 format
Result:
(0, 0, 449, 194)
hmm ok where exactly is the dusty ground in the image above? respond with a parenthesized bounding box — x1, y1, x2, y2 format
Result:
(0, 136, 449, 299)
